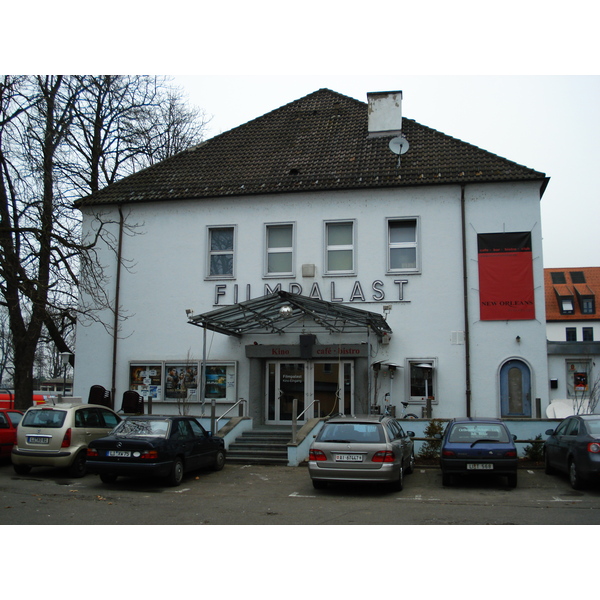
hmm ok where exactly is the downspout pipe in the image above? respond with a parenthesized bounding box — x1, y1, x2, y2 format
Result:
(460, 185, 472, 417)
(111, 205, 124, 408)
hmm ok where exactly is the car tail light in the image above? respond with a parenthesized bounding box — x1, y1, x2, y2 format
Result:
(442, 449, 456, 457)
(372, 451, 395, 463)
(309, 449, 327, 461)
(61, 428, 72, 448)
(87, 448, 99, 457)
(139, 450, 158, 460)
(504, 450, 517, 458)
(588, 442, 600, 453)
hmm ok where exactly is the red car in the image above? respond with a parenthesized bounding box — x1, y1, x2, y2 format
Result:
(0, 409, 23, 459)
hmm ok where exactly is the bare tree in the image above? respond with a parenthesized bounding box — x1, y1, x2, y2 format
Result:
(0, 75, 209, 410)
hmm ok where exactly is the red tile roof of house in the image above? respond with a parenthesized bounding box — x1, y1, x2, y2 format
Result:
(545, 267, 600, 321)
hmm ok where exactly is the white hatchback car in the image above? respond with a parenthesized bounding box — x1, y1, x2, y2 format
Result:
(12, 403, 121, 477)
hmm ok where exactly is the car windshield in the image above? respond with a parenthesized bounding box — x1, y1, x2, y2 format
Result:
(113, 419, 170, 438)
(22, 408, 67, 428)
(585, 419, 600, 435)
(448, 423, 510, 443)
(319, 422, 385, 444)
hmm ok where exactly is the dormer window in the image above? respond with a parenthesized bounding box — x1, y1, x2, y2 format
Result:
(560, 298, 574, 314)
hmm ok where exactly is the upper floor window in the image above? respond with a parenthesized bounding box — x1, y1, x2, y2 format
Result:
(580, 296, 595, 315)
(208, 226, 235, 278)
(388, 218, 418, 272)
(266, 224, 294, 276)
(566, 327, 577, 341)
(325, 220, 355, 274)
(583, 327, 594, 341)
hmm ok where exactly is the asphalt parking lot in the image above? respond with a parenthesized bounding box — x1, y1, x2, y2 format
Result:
(0, 459, 599, 525)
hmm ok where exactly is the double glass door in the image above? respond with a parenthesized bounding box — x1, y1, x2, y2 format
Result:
(266, 361, 353, 424)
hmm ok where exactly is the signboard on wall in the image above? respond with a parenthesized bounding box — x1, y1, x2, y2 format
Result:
(477, 232, 535, 321)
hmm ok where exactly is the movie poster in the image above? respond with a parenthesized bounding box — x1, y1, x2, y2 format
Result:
(478, 232, 535, 321)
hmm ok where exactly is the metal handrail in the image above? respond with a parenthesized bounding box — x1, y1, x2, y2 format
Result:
(215, 398, 247, 428)
(292, 399, 321, 444)
(297, 399, 320, 421)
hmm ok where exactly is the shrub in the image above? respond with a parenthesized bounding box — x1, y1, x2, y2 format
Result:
(522, 434, 544, 462)
(418, 419, 445, 459)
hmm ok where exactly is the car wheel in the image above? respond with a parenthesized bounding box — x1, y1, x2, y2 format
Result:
(569, 459, 585, 490)
(212, 449, 225, 471)
(391, 466, 404, 491)
(168, 458, 184, 486)
(68, 452, 87, 478)
(13, 464, 31, 475)
(406, 451, 415, 475)
(100, 473, 118, 484)
(312, 479, 327, 490)
(442, 472, 453, 486)
(507, 473, 518, 488)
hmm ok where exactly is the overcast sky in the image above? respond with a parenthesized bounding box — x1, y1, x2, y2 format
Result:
(172, 74, 599, 270)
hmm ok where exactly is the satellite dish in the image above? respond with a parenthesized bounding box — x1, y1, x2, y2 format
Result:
(389, 135, 410, 155)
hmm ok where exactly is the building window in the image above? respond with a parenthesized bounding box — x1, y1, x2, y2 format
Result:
(580, 296, 595, 314)
(325, 221, 354, 274)
(388, 218, 418, 272)
(566, 327, 577, 341)
(570, 271, 586, 283)
(566, 360, 591, 398)
(208, 226, 235, 277)
(409, 361, 435, 403)
(266, 224, 294, 276)
(551, 272, 566, 284)
(583, 327, 594, 341)
(558, 296, 575, 315)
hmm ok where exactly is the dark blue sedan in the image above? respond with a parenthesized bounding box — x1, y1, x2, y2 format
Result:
(544, 414, 600, 489)
(87, 415, 225, 486)
(438, 418, 518, 487)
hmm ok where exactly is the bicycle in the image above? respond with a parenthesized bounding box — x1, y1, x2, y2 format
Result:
(383, 393, 419, 419)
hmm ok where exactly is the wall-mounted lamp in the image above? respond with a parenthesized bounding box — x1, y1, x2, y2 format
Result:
(185, 309, 194, 317)
(516, 336, 521, 343)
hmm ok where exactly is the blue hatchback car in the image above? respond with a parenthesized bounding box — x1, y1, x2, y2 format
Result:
(438, 418, 518, 487)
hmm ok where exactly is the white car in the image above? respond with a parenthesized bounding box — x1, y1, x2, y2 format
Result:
(12, 403, 121, 477)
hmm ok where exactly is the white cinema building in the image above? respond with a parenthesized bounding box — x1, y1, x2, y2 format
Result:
(73, 89, 550, 429)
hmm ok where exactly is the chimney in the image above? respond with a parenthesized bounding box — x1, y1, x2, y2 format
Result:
(367, 90, 403, 137)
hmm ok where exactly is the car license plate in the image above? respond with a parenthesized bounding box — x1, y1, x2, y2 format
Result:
(107, 450, 131, 458)
(27, 436, 49, 445)
(335, 454, 363, 462)
(467, 463, 493, 470)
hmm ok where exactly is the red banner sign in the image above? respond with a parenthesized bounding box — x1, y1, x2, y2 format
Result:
(478, 232, 535, 321)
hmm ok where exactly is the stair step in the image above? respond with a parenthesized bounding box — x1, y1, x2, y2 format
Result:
(227, 427, 292, 465)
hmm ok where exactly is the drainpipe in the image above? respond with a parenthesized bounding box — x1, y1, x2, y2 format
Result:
(460, 185, 472, 417)
(111, 205, 124, 407)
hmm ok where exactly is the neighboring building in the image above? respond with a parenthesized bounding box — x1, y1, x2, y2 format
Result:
(546, 267, 600, 410)
(73, 89, 550, 424)
(38, 378, 73, 395)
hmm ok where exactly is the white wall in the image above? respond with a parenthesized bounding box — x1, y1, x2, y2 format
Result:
(74, 180, 549, 419)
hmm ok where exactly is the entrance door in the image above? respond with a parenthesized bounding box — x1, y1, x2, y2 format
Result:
(500, 360, 532, 417)
(266, 361, 353, 424)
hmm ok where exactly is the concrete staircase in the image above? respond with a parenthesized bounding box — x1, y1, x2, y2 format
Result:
(226, 427, 292, 465)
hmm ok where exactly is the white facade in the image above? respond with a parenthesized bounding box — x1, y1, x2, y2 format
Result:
(74, 179, 549, 422)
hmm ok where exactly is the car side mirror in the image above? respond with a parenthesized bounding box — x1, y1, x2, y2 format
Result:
(513, 434, 517, 441)
(545, 429, 554, 435)
(406, 431, 415, 438)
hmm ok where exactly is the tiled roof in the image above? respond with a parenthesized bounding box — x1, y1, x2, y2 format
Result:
(545, 267, 600, 321)
(75, 88, 547, 207)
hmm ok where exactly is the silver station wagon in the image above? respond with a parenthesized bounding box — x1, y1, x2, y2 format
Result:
(308, 415, 415, 491)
